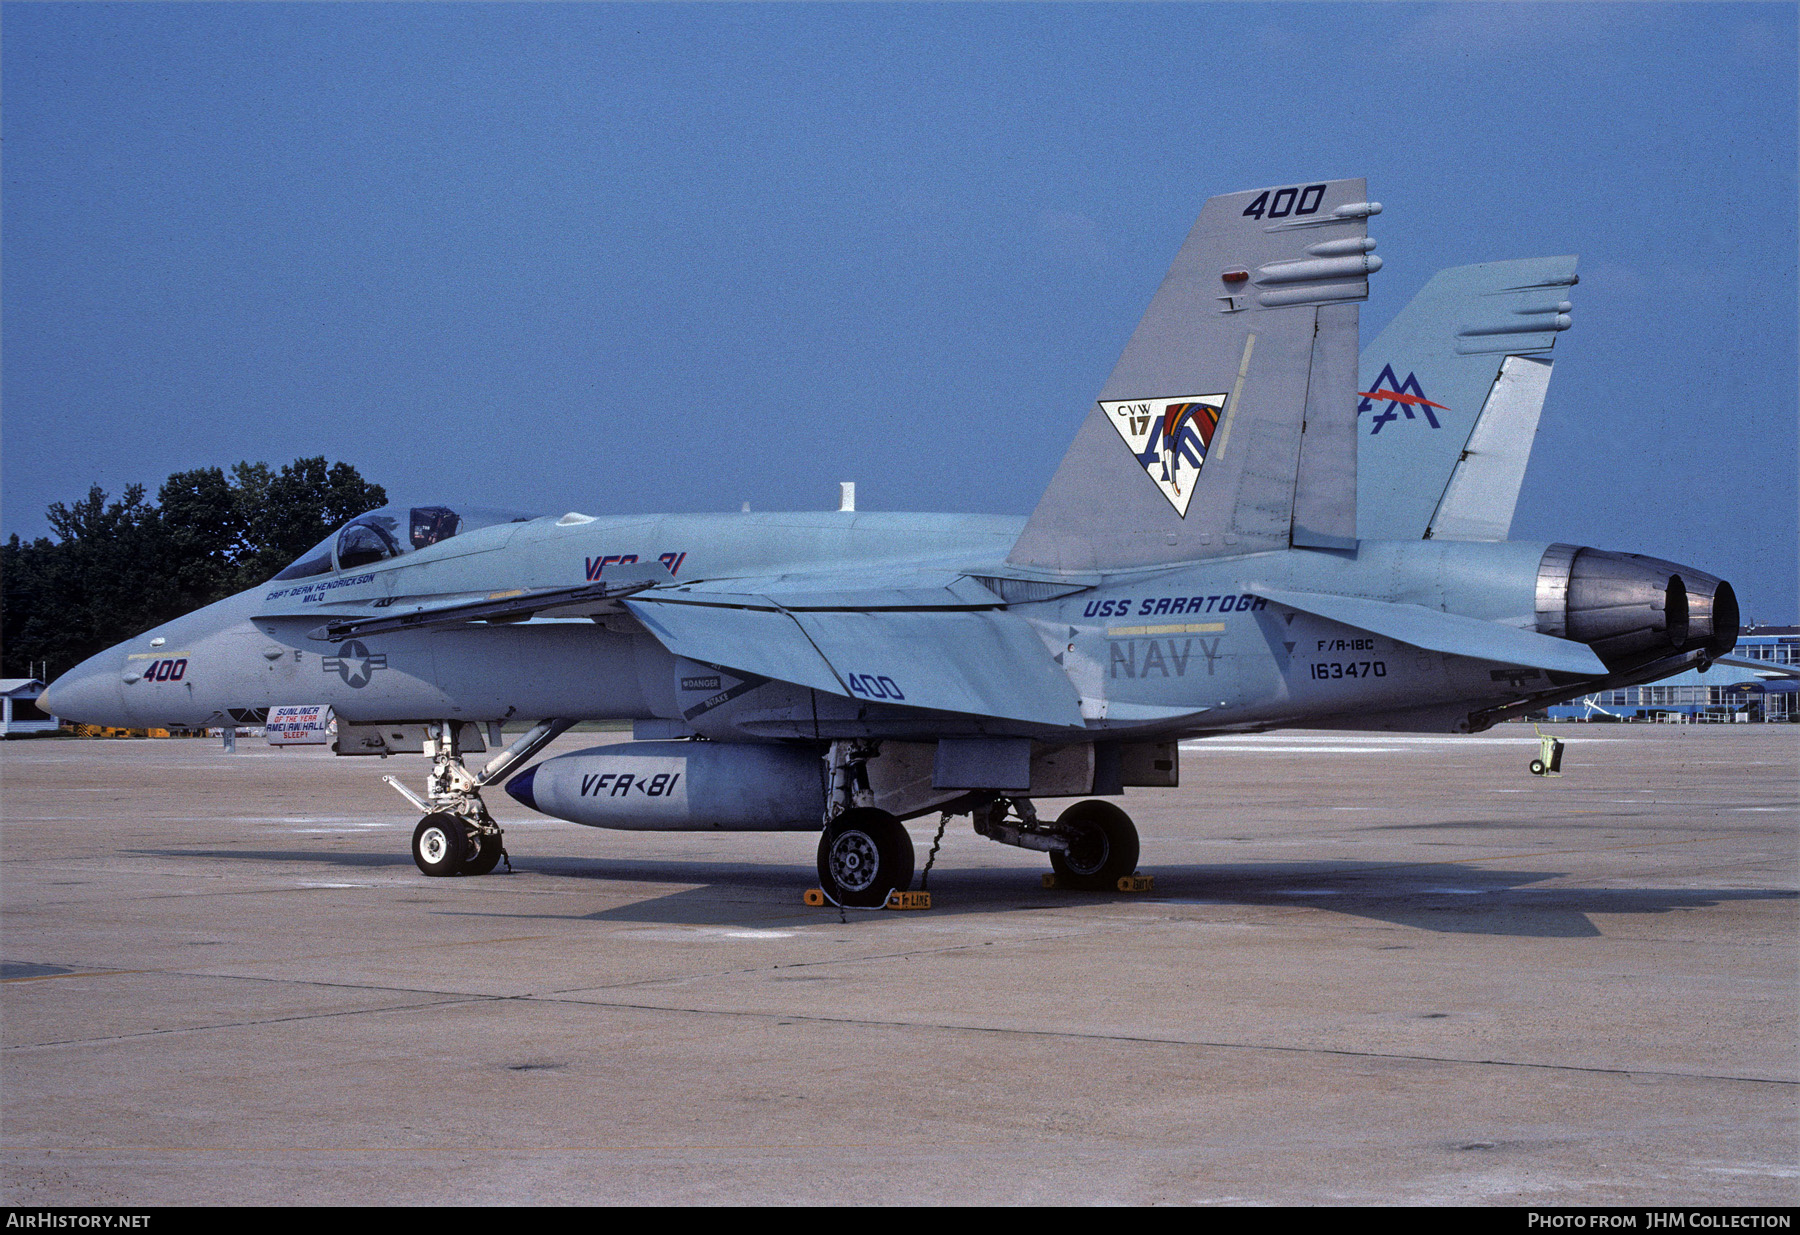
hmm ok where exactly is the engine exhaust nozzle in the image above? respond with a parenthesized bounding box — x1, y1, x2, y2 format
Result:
(1537, 545, 1739, 671)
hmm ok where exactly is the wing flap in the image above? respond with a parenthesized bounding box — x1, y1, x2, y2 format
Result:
(1252, 584, 1606, 675)
(656, 576, 1001, 611)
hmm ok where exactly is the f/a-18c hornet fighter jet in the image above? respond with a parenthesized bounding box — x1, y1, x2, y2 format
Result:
(44, 179, 1737, 906)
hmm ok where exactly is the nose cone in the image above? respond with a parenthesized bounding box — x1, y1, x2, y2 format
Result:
(504, 765, 540, 813)
(39, 654, 128, 726)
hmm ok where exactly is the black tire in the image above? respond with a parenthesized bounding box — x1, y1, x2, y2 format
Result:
(816, 808, 914, 908)
(461, 825, 504, 876)
(1529, 759, 1546, 776)
(1049, 800, 1140, 891)
(412, 813, 467, 877)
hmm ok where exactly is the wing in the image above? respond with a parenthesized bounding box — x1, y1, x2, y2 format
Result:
(625, 583, 1086, 730)
(1009, 178, 1381, 571)
(1358, 257, 1578, 541)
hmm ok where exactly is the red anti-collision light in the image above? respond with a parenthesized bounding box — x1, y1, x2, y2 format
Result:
(1222, 269, 1249, 283)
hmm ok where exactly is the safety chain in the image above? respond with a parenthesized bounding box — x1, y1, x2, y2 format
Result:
(918, 811, 951, 891)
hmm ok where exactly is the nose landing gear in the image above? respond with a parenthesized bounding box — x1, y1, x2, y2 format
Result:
(390, 719, 573, 877)
(410, 811, 509, 877)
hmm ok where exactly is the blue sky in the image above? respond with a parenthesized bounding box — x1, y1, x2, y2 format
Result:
(4, 3, 1795, 621)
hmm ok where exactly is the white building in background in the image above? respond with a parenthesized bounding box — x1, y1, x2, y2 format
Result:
(0, 679, 60, 736)
(1547, 627, 1799, 723)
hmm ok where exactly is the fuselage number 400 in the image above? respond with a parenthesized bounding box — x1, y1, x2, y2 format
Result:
(847, 674, 905, 701)
(138, 658, 188, 682)
(1243, 184, 1327, 220)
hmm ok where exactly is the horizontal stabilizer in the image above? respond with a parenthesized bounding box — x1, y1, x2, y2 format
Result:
(1714, 656, 1800, 680)
(626, 597, 1085, 728)
(1252, 584, 1607, 675)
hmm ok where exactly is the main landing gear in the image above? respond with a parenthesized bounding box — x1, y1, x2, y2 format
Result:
(817, 808, 915, 908)
(814, 740, 916, 907)
(973, 796, 1141, 891)
(389, 719, 573, 877)
(1046, 800, 1142, 890)
(809, 741, 1143, 906)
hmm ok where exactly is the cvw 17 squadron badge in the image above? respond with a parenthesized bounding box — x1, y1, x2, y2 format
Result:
(1101, 393, 1228, 517)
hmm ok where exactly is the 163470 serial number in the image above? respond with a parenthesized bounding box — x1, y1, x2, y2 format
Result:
(1311, 660, 1387, 680)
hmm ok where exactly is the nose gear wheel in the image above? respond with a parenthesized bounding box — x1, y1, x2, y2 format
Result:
(412, 813, 468, 877)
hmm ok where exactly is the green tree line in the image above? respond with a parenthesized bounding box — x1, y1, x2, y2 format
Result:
(2, 458, 384, 680)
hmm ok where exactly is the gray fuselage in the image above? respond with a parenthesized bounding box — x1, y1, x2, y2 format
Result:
(46, 509, 1568, 742)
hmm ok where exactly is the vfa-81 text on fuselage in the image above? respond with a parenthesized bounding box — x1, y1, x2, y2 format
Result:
(44, 179, 1737, 906)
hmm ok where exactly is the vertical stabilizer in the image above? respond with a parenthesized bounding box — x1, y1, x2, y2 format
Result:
(1009, 179, 1380, 573)
(1357, 257, 1577, 541)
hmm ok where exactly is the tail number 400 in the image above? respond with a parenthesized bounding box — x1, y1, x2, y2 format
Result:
(1243, 184, 1327, 219)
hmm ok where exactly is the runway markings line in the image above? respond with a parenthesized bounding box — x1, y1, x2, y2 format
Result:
(511, 994, 1800, 1089)
(11, 966, 1790, 1090)
(0, 969, 153, 984)
(0, 1141, 998, 1154)
(4, 993, 500, 1050)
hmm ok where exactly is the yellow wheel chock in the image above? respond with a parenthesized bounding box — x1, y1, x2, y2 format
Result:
(803, 887, 932, 909)
(1041, 872, 1154, 892)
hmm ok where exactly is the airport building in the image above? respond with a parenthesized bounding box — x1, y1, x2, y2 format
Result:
(1546, 626, 1799, 723)
(1, 678, 60, 737)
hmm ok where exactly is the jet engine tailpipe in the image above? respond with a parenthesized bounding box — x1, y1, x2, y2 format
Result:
(1536, 544, 1738, 670)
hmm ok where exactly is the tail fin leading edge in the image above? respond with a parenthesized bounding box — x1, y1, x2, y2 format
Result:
(1009, 178, 1380, 573)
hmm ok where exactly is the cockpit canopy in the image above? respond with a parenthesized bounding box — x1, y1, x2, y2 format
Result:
(273, 505, 539, 581)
